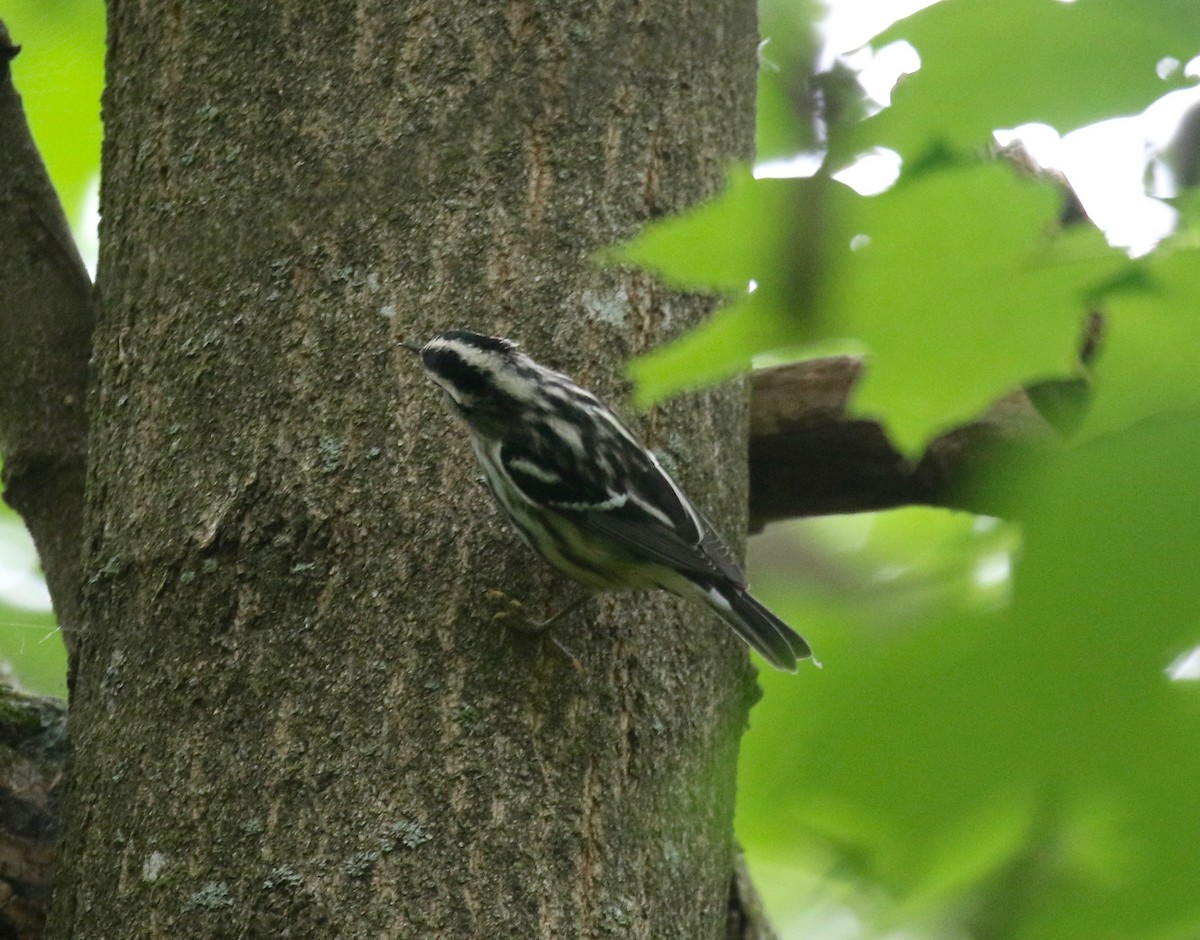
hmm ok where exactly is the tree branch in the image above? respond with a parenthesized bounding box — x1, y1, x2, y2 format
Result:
(0, 21, 93, 664)
(748, 356, 1064, 530)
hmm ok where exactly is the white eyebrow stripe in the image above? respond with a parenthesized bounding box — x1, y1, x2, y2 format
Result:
(424, 339, 537, 402)
(430, 341, 501, 375)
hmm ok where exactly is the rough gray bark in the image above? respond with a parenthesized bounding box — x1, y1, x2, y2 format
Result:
(48, 3, 762, 938)
(0, 24, 91, 663)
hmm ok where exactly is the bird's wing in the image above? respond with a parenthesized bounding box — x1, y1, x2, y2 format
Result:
(499, 430, 746, 587)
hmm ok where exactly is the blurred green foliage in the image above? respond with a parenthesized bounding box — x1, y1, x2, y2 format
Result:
(743, 420, 1200, 940)
(0, 504, 64, 699)
(618, 161, 1125, 453)
(757, 0, 822, 162)
(1081, 246, 1200, 439)
(4, 0, 105, 220)
(612, 0, 1200, 938)
(859, 0, 1200, 164)
(616, 0, 1200, 454)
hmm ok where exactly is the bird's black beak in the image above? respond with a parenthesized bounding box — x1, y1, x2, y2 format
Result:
(399, 340, 423, 356)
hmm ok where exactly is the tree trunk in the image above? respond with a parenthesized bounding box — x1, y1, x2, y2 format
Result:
(48, 2, 760, 937)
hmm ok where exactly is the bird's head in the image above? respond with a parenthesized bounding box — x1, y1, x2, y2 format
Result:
(403, 330, 530, 417)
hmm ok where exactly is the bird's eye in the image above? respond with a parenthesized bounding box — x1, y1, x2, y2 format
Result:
(422, 348, 456, 374)
(424, 349, 492, 401)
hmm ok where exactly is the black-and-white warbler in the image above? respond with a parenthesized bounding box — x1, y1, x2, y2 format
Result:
(405, 330, 812, 671)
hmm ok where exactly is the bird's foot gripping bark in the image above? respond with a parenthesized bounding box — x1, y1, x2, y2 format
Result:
(484, 589, 589, 671)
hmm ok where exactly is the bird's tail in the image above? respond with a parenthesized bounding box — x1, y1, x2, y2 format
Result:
(700, 583, 812, 672)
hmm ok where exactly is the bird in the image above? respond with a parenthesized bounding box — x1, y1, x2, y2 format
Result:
(404, 329, 812, 671)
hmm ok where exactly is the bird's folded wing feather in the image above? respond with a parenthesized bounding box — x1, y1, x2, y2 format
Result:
(500, 439, 746, 587)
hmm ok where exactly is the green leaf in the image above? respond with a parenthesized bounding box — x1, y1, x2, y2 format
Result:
(605, 166, 782, 292)
(1080, 246, 1200, 439)
(860, 0, 1200, 159)
(620, 163, 1124, 452)
(627, 293, 789, 405)
(613, 171, 855, 404)
(827, 163, 1123, 454)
